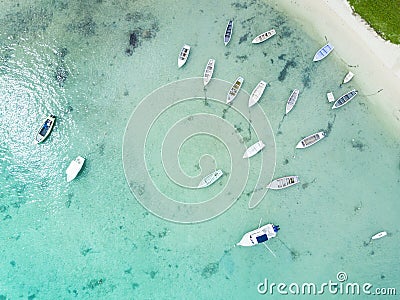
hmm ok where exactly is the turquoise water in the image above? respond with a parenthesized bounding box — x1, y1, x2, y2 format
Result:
(0, 0, 399, 299)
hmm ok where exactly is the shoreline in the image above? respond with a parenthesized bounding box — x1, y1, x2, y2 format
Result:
(274, 0, 400, 136)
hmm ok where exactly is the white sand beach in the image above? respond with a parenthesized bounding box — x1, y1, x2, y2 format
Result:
(276, 0, 400, 135)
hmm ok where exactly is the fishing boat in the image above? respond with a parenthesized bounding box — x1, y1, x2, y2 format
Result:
(248, 81, 267, 107)
(243, 140, 265, 158)
(313, 43, 334, 62)
(178, 44, 190, 68)
(332, 89, 358, 109)
(296, 131, 325, 149)
(285, 89, 300, 115)
(237, 223, 280, 247)
(198, 169, 223, 188)
(224, 20, 233, 46)
(371, 231, 387, 240)
(226, 76, 244, 104)
(252, 29, 276, 44)
(34, 115, 56, 144)
(327, 92, 335, 102)
(343, 71, 354, 84)
(66, 156, 85, 182)
(267, 176, 299, 190)
(203, 58, 215, 86)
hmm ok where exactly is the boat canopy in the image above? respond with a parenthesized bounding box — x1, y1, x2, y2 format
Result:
(256, 234, 268, 243)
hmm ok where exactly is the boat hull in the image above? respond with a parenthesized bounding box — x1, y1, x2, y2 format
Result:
(243, 140, 265, 158)
(178, 44, 191, 68)
(249, 81, 267, 107)
(332, 89, 358, 109)
(237, 224, 279, 247)
(252, 29, 276, 44)
(343, 71, 354, 84)
(203, 59, 215, 86)
(198, 169, 223, 188)
(371, 231, 387, 240)
(285, 89, 300, 115)
(224, 20, 233, 46)
(66, 156, 85, 182)
(267, 176, 299, 190)
(226, 76, 244, 104)
(313, 43, 334, 62)
(327, 92, 335, 102)
(296, 131, 325, 149)
(34, 115, 56, 144)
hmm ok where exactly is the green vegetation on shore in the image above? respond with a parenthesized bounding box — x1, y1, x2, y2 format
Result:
(348, 0, 400, 44)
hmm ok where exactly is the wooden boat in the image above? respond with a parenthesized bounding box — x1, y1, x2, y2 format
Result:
(237, 223, 280, 247)
(327, 92, 335, 102)
(267, 176, 299, 190)
(313, 43, 334, 62)
(224, 20, 233, 46)
(66, 156, 85, 182)
(343, 71, 354, 84)
(243, 140, 265, 158)
(34, 115, 56, 144)
(178, 44, 190, 68)
(203, 58, 215, 86)
(226, 76, 244, 104)
(248, 81, 267, 107)
(371, 231, 387, 240)
(285, 89, 300, 115)
(296, 131, 325, 149)
(198, 169, 223, 188)
(332, 89, 358, 109)
(252, 29, 276, 44)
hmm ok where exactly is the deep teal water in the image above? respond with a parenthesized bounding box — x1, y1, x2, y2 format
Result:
(0, 0, 399, 299)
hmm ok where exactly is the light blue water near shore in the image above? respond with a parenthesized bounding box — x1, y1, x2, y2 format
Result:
(0, 0, 399, 299)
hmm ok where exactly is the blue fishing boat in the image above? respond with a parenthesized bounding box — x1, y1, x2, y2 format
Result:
(224, 20, 233, 46)
(34, 115, 56, 144)
(313, 43, 334, 61)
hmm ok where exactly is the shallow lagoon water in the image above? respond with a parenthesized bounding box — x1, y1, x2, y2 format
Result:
(0, 0, 399, 298)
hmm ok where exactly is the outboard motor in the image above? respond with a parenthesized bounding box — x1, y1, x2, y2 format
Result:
(273, 225, 280, 232)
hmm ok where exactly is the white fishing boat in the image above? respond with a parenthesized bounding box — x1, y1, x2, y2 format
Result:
(371, 231, 387, 240)
(203, 58, 215, 86)
(178, 44, 190, 68)
(327, 92, 335, 102)
(226, 76, 244, 104)
(313, 43, 334, 62)
(224, 20, 233, 46)
(296, 131, 325, 149)
(342, 71, 354, 84)
(252, 29, 276, 44)
(267, 176, 299, 190)
(332, 89, 358, 109)
(248, 81, 267, 107)
(285, 89, 300, 115)
(243, 140, 265, 158)
(66, 156, 85, 182)
(34, 115, 56, 144)
(237, 223, 280, 247)
(198, 169, 223, 188)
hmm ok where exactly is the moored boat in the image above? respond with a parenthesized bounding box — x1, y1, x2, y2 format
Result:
(267, 176, 299, 190)
(198, 169, 223, 188)
(371, 231, 387, 240)
(285, 89, 300, 115)
(248, 81, 267, 107)
(178, 44, 191, 68)
(224, 20, 233, 46)
(226, 76, 244, 104)
(343, 71, 354, 84)
(327, 92, 335, 102)
(203, 58, 215, 86)
(243, 140, 265, 158)
(237, 223, 280, 247)
(66, 156, 85, 182)
(252, 29, 276, 44)
(34, 115, 56, 144)
(313, 43, 334, 62)
(296, 131, 325, 149)
(332, 89, 358, 109)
